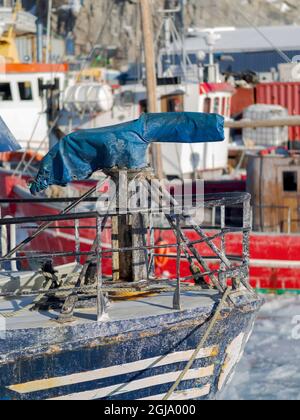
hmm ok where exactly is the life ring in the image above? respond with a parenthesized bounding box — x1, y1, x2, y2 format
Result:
(0, 150, 44, 162)
(155, 241, 170, 269)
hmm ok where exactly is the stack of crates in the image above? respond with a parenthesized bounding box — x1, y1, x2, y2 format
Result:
(243, 104, 289, 147)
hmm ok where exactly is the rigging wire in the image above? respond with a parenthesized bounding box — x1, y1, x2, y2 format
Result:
(236, 8, 292, 64)
(13, 111, 44, 176)
(20, 114, 61, 177)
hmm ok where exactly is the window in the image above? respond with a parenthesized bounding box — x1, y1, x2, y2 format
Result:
(139, 99, 148, 114)
(203, 98, 211, 113)
(283, 171, 298, 192)
(214, 98, 220, 114)
(18, 82, 33, 101)
(227, 98, 231, 117)
(0, 83, 12, 101)
(221, 97, 226, 116)
(121, 91, 135, 106)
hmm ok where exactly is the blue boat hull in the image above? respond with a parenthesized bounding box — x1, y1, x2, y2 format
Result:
(0, 294, 261, 401)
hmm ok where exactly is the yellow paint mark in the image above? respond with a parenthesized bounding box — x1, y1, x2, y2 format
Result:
(210, 346, 219, 358)
(10, 377, 63, 395)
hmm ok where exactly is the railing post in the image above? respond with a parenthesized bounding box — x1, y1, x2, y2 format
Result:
(242, 198, 251, 286)
(74, 211, 81, 265)
(220, 205, 227, 289)
(211, 207, 216, 226)
(1, 216, 17, 272)
(9, 220, 17, 272)
(148, 213, 156, 279)
(173, 216, 182, 310)
(96, 216, 107, 322)
(0, 208, 7, 271)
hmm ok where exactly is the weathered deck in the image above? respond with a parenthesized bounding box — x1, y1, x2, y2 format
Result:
(0, 290, 219, 332)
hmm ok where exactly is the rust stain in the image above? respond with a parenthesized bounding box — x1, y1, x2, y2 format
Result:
(210, 346, 219, 357)
(45, 345, 62, 356)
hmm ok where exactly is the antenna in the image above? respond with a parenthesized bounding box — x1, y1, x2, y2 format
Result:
(156, 0, 192, 80)
(188, 27, 236, 66)
(45, 0, 53, 63)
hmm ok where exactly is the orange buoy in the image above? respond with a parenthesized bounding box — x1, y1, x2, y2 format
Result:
(155, 241, 170, 269)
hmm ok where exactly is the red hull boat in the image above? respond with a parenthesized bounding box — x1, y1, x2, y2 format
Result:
(1, 177, 300, 294)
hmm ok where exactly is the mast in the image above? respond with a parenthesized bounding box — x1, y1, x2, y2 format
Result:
(46, 0, 53, 63)
(140, 0, 163, 179)
(180, 0, 187, 79)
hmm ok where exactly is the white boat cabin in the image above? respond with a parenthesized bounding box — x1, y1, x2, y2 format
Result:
(0, 64, 67, 155)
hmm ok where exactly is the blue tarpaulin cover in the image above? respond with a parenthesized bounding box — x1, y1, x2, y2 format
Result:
(30, 112, 224, 194)
(0, 117, 21, 152)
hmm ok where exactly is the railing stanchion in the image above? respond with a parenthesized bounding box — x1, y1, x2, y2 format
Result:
(242, 198, 251, 287)
(9, 220, 17, 272)
(0, 208, 8, 271)
(212, 207, 216, 226)
(74, 211, 80, 265)
(96, 216, 106, 322)
(173, 215, 182, 310)
(220, 205, 226, 289)
(148, 213, 155, 279)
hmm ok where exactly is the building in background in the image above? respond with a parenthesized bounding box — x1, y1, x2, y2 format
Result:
(162, 25, 300, 79)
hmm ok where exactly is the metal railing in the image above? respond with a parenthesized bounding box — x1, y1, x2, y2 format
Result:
(0, 191, 252, 321)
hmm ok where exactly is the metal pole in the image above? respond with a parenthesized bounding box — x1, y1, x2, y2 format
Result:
(36, 20, 44, 63)
(211, 206, 216, 226)
(0, 209, 8, 271)
(96, 216, 107, 322)
(74, 212, 80, 265)
(220, 205, 226, 288)
(180, 0, 187, 79)
(148, 212, 156, 278)
(225, 116, 300, 129)
(45, 0, 53, 63)
(9, 219, 17, 272)
(242, 198, 251, 288)
(173, 215, 181, 310)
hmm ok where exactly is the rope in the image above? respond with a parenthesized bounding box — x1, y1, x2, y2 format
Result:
(0, 270, 78, 319)
(236, 9, 292, 64)
(162, 287, 231, 401)
(1, 278, 52, 319)
(0, 285, 213, 318)
(13, 112, 44, 175)
(21, 115, 61, 177)
(0, 283, 212, 300)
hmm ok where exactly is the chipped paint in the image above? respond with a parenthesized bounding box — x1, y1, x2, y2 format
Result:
(8, 347, 217, 395)
(0, 292, 262, 400)
(218, 333, 245, 391)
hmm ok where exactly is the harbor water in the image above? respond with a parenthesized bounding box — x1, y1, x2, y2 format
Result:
(220, 295, 300, 401)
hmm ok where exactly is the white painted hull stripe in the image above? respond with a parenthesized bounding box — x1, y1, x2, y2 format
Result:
(48, 366, 215, 401)
(9, 346, 218, 394)
(250, 259, 300, 269)
(44, 229, 111, 248)
(139, 384, 211, 401)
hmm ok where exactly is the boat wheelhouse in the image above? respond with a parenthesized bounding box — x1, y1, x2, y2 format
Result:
(0, 63, 68, 155)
